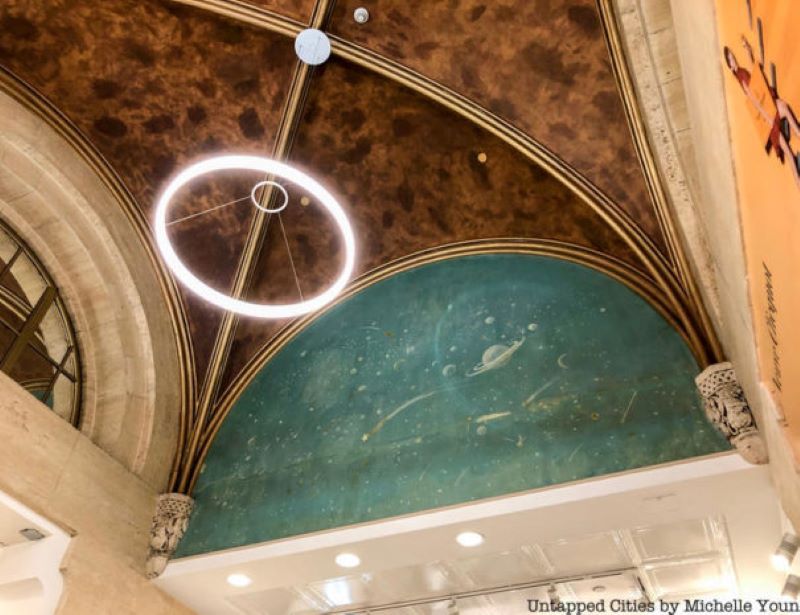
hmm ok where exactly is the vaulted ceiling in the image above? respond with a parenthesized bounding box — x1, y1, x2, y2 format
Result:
(0, 0, 718, 491)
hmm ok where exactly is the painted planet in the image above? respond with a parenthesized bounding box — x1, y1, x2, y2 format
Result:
(482, 344, 509, 364)
(466, 338, 526, 377)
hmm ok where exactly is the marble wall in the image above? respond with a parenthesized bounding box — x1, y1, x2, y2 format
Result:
(179, 254, 727, 557)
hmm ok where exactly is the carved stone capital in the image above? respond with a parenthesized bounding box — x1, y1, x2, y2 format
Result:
(695, 362, 768, 464)
(145, 492, 194, 579)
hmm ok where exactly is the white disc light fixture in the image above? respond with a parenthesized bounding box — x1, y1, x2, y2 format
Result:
(335, 552, 361, 568)
(456, 531, 485, 548)
(154, 155, 356, 319)
(295, 28, 331, 65)
(226, 573, 252, 588)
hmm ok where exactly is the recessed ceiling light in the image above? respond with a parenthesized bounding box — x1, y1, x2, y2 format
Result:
(456, 531, 484, 547)
(477, 152, 488, 164)
(226, 573, 252, 588)
(335, 552, 361, 568)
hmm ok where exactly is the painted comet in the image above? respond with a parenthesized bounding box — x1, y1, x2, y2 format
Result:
(362, 391, 436, 441)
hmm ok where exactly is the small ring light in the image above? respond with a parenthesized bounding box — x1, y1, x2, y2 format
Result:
(250, 180, 289, 214)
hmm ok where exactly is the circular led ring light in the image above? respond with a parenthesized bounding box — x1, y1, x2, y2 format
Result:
(154, 155, 356, 319)
(250, 180, 289, 214)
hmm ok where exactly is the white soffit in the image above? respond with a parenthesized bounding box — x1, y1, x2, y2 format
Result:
(156, 453, 783, 613)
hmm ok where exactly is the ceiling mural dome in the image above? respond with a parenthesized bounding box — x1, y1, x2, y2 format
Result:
(178, 253, 727, 556)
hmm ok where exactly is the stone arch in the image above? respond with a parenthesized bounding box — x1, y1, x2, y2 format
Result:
(0, 89, 184, 488)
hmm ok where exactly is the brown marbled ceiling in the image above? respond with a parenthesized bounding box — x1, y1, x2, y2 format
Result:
(0, 0, 668, 402)
(168, 171, 262, 294)
(329, 0, 660, 245)
(220, 58, 640, 392)
(246, 0, 315, 22)
(0, 0, 297, 377)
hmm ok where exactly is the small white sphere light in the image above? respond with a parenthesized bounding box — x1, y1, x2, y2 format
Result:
(335, 552, 361, 568)
(226, 573, 252, 587)
(773, 533, 800, 571)
(353, 7, 370, 23)
(295, 28, 331, 65)
(456, 531, 484, 548)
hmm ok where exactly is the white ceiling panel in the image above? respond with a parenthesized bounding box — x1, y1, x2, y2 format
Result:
(629, 518, 717, 561)
(158, 457, 784, 613)
(645, 557, 733, 600)
(480, 587, 552, 614)
(561, 572, 643, 601)
(540, 531, 630, 576)
(379, 600, 455, 615)
(305, 574, 373, 610)
(365, 561, 460, 604)
(452, 546, 548, 588)
(226, 586, 325, 615)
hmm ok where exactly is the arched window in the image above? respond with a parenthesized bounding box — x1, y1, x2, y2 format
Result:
(0, 218, 80, 425)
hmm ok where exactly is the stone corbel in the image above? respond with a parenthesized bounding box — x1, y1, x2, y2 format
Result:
(695, 362, 768, 464)
(145, 493, 194, 579)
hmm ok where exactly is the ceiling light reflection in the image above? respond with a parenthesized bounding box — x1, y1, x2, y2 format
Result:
(323, 579, 353, 606)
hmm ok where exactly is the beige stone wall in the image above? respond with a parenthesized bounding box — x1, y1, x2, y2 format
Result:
(0, 371, 193, 613)
(614, 0, 800, 526)
(0, 89, 184, 489)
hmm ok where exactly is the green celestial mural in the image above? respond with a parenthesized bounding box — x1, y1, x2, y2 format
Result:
(177, 254, 728, 557)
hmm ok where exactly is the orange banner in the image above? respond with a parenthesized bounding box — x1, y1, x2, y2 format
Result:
(716, 0, 800, 455)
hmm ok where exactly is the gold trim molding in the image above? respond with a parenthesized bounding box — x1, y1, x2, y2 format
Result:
(596, 0, 722, 363)
(174, 0, 336, 493)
